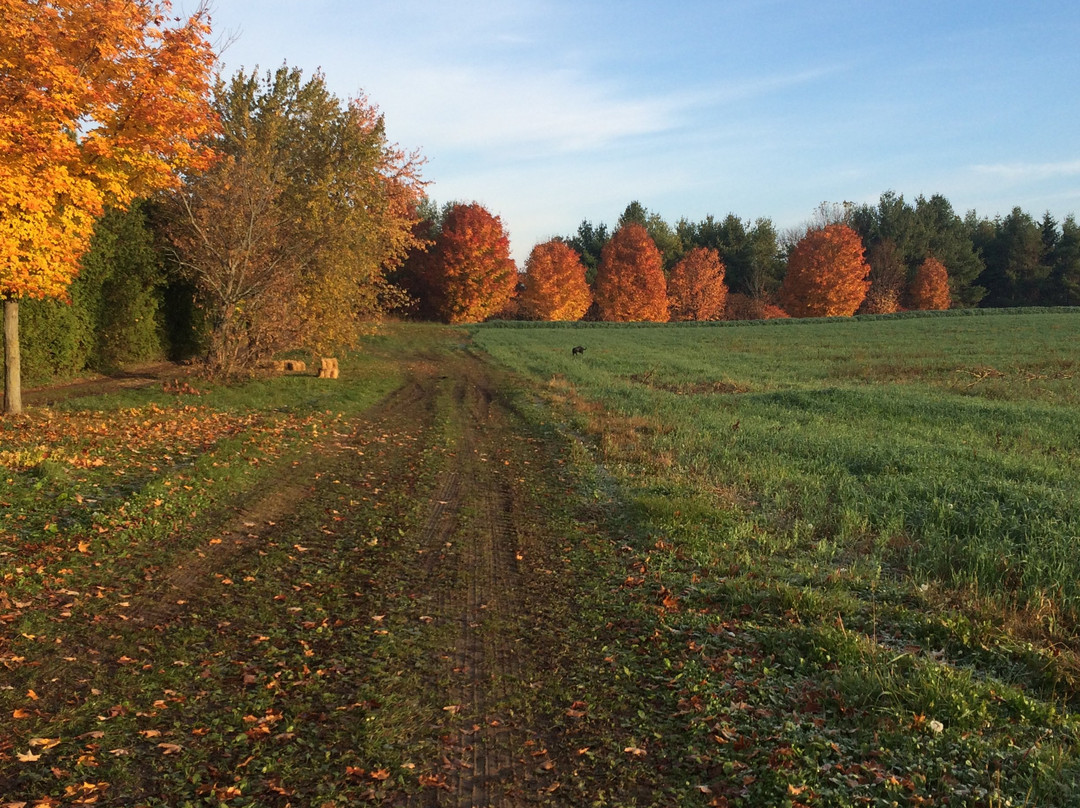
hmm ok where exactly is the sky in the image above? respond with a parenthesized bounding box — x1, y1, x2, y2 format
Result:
(200, 0, 1080, 263)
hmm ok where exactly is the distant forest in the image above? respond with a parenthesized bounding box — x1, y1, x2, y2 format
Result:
(562, 194, 1080, 311)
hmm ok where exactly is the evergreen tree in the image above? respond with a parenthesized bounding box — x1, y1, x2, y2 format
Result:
(1049, 215, 1080, 305)
(976, 208, 1049, 306)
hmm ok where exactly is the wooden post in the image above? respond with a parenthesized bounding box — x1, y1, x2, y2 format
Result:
(3, 299, 21, 415)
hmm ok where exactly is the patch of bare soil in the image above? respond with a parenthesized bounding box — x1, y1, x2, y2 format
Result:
(22, 362, 187, 407)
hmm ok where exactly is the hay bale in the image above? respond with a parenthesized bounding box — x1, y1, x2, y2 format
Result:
(318, 357, 339, 379)
(282, 359, 306, 373)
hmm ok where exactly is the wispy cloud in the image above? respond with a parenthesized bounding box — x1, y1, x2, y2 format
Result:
(384, 66, 696, 157)
(971, 160, 1080, 182)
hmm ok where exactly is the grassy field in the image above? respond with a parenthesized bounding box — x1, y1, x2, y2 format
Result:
(3, 313, 1080, 806)
(473, 311, 1080, 627)
(471, 310, 1080, 805)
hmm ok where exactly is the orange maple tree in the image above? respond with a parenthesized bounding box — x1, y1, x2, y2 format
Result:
(780, 224, 870, 318)
(594, 223, 669, 322)
(667, 247, 727, 321)
(908, 256, 951, 310)
(0, 0, 217, 413)
(520, 240, 592, 321)
(425, 203, 518, 324)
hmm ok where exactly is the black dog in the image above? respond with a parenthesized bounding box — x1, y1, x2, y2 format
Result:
(572, 345, 586, 357)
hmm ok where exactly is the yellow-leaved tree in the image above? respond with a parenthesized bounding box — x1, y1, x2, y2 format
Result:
(0, 0, 217, 413)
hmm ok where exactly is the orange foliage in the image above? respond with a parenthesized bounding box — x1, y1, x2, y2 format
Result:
(780, 224, 870, 318)
(763, 303, 791, 320)
(725, 294, 789, 321)
(594, 224, 669, 322)
(520, 240, 591, 321)
(0, 0, 217, 302)
(860, 288, 902, 315)
(427, 203, 518, 324)
(667, 247, 727, 321)
(908, 256, 951, 310)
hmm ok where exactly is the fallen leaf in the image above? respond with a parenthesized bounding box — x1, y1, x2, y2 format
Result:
(28, 738, 60, 749)
(624, 746, 647, 757)
(139, 730, 161, 738)
(157, 743, 183, 755)
(418, 774, 450, 790)
(370, 769, 390, 781)
(27, 689, 39, 701)
(13, 709, 31, 719)
(16, 750, 41, 762)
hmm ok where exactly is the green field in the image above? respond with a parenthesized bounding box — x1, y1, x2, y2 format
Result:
(474, 311, 1080, 628)
(471, 310, 1080, 803)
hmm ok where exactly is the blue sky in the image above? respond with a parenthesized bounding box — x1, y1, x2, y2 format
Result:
(203, 0, 1080, 262)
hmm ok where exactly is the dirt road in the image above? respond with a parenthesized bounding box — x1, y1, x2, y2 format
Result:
(352, 350, 599, 806)
(2, 340, 664, 806)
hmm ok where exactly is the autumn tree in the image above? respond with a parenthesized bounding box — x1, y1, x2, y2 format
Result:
(165, 67, 426, 374)
(520, 240, 591, 321)
(667, 247, 727, 321)
(908, 256, 951, 310)
(618, 201, 683, 268)
(420, 203, 518, 324)
(780, 224, 870, 318)
(0, 0, 217, 413)
(677, 214, 784, 300)
(594, 223, 669, 322)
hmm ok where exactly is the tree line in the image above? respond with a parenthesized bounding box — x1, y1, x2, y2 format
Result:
(392, 195, 1079, 324)
(3, 2, 1078, 415)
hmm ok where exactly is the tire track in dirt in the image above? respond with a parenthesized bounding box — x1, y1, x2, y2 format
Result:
(407, 359, 541, 807)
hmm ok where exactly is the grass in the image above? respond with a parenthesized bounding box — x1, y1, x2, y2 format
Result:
(4, 313, 1080, 806)
(472, 311, 1080, 624)
(471, 309, 1080, 805)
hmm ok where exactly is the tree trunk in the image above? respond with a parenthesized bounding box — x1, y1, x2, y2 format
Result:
(3, 298, 22, 415)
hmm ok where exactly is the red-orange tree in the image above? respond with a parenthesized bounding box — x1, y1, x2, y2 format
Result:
(594, 223, 668, 322)
(908, 256, 951, 310)
(0, 0, 216, 413)
(425, 203, 518, 323)
(780, 224, 870, 318)
(667, 247, 727, 321)
(520, 240, 591, 321)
